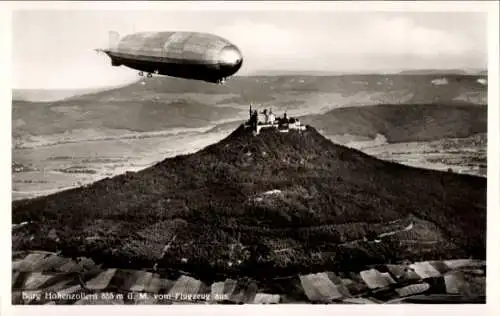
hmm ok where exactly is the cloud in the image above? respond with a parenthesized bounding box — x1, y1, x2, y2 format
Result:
(219, 15, 483, 73)
(216, 20, 300, 55)
(216, 16, 474, 62)
(357, 17, 473, 56)
(214, 20, 329, 73)
(13, 53, 138, 90)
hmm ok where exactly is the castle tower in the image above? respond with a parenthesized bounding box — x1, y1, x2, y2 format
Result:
(257, 109, 267, 124)
(268, 107, 276, 123)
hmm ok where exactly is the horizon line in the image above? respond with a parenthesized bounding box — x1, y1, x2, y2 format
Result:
(13, 68, 488, 91)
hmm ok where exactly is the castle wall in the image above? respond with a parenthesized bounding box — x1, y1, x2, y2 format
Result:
(289, 121, 306, 131)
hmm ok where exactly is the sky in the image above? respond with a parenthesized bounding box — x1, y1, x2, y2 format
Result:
(12, 9, 488, 89)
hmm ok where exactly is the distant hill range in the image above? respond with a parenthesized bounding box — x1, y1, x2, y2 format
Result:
(12, 124, 486, 282)
(12, 74, 487, 143)
(12, 83, 136, 103)
(13, 70, 487, 103)
(247, 70, 365, 76)
(398, 69, 487, 76)
(248, 69, 488, 76)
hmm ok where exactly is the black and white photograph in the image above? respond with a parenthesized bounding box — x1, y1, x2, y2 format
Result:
(4, 1, 499, 309)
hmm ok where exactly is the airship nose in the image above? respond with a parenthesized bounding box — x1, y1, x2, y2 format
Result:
(219, 45, 243, 70)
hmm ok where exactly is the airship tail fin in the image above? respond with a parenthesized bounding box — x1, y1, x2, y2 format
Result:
(108, 31, 120, 51)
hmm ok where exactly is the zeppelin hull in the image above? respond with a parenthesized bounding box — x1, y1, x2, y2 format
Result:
(104, 31, 243, 83)
(107, 52, 236, 82)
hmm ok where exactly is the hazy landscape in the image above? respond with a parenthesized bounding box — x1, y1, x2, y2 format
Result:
(12, 74, 487, 201)
(9, 4, 495, 306)
(11, 71, 488, 303)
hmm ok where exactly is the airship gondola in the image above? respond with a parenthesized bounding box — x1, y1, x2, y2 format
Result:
(96, 31, 243, 84)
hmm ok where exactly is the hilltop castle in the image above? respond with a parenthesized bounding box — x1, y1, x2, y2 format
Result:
(244, 104, 306, 135)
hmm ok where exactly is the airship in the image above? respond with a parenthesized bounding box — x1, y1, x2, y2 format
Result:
(96, 31, 243, 84)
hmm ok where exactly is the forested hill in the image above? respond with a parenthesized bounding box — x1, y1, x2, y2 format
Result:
(12, 125, 486, 281)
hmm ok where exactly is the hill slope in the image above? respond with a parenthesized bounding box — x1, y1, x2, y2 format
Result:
(301, 103, 487, 143)
(12, 125, 486, 281)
